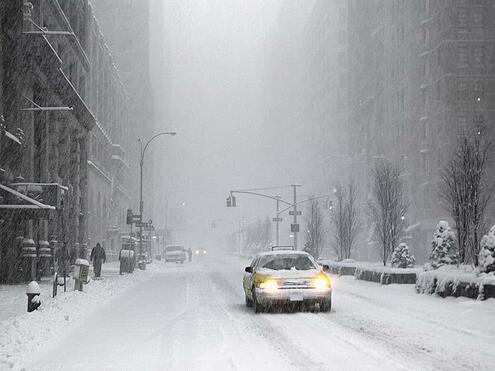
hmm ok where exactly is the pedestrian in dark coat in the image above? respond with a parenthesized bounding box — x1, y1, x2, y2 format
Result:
(90, 243, 106, 278)
(187, 248, 192, 262)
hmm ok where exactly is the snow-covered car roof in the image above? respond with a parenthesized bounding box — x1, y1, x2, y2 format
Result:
(256, 250, 311, 257)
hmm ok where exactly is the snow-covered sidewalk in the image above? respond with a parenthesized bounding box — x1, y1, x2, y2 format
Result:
(0, 262, 165, 370)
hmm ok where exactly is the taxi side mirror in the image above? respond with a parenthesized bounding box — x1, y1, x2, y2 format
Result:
(322, 264, 330, 272)
(245, 266, 253, 273)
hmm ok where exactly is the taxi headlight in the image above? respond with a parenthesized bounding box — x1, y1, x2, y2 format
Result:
(313, 277, 330, 290)
(259, 280, 278, 292)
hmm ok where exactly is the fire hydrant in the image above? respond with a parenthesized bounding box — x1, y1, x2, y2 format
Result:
(26, 281, 41, 312)
(74, 258, 89, 292)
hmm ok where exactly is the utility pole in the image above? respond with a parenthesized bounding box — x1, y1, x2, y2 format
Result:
(292, 185, 298, 250)
(276, 197, 280, 246)
(137, 132, 176, 269)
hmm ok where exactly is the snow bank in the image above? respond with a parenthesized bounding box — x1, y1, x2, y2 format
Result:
(318, 260, 420, 284)
(0, 263, 164, 370)
(416, 265, 495, 300)
(319, 260, 420, 274)
(479, 225, 495, 273)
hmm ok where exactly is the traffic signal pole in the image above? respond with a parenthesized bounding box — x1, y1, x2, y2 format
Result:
(291, 185, 302, 250)
(276, 197, 280, 246)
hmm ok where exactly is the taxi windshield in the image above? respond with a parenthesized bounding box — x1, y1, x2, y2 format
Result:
(258, 254, 316, 271)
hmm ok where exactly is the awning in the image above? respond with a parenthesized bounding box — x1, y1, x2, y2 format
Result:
(0, 184, 55, 219)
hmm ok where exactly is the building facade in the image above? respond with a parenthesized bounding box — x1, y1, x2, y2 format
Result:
(302, 0, 349, 192)
(91, 0, 156, 226)
(346, 0, 495, 260)
(0, 0, 141, 281)
(85, 5, 132, 260)
(0, 0, 96, 282)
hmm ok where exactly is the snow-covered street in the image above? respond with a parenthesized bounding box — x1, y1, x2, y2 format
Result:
(10, 255, 493, 371)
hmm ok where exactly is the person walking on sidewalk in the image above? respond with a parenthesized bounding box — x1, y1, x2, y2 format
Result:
(90, 242, 106, 278)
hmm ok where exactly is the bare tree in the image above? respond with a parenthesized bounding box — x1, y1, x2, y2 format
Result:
(368, 161, 409, 266)
(330, 184, 346, 260)
(304, 199, 324, 259)
(330, 180, 360, 260)
(440, 127, 493, 265)
(344, 180, 360, 259)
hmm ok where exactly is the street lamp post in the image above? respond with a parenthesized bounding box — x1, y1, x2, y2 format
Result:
(138, 131, 176, 269)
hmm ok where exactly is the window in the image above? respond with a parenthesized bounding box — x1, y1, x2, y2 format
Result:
(457, 7, 468, 32)
(422, 120, 429, 141)
(421, 152, 429, 177)
(473, 46, 484, 68)
(474, 80, 484, 100)
(456, 81, 468, 102)
(68, 62, 77, 84)
(458, 115, 468, 133)
(473, 10, 483, 29)
(457, 45, 469, 68)
(339, 7, 346, 23)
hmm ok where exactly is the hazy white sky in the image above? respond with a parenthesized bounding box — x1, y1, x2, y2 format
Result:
(153, 0, 315, 246)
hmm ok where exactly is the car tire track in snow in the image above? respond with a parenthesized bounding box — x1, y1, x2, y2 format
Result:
(25, 256, 495, 371)
(207, 257, 413, 371)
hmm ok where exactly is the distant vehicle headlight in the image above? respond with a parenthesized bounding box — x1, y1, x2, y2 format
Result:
(195, 250, 200, 254)
(203, 250, 207, 254)
(259, 279, 278, 293)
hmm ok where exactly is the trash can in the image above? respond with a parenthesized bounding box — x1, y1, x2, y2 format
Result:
(73, 258, 89, 291)
(119, 249, 135, 274)
(26, 281, 41, 312)
(138, 253, 147, 270)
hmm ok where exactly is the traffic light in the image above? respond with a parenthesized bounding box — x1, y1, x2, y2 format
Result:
(226, 197, 232, 207)
(231, 196, 236, 207)
(126, 209, 133, 225)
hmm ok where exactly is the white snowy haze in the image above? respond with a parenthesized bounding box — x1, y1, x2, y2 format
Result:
(149, 1, 317, 248)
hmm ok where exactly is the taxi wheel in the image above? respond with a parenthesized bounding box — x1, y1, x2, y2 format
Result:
(245, 295, 253, 308)
(253, 290, 264, 313)
(320, 299, 332, 313)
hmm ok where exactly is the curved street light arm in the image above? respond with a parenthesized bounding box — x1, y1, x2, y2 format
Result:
(141, 131, 177, 162)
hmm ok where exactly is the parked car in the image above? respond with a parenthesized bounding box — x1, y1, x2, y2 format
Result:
(163, 245, 186, 263)
(243, 248, 331, 313)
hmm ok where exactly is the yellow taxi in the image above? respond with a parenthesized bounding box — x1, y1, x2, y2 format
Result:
(243, 248, 331, 313)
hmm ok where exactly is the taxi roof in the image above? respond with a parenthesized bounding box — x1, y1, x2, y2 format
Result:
(255, 250, 310, 257)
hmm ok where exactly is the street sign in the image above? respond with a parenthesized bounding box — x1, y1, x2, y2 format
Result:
(289, 210, 302, 216)
(272, 217, 283, 222)
(291, 224, 299, 233)
(136, 222, 153, 230)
